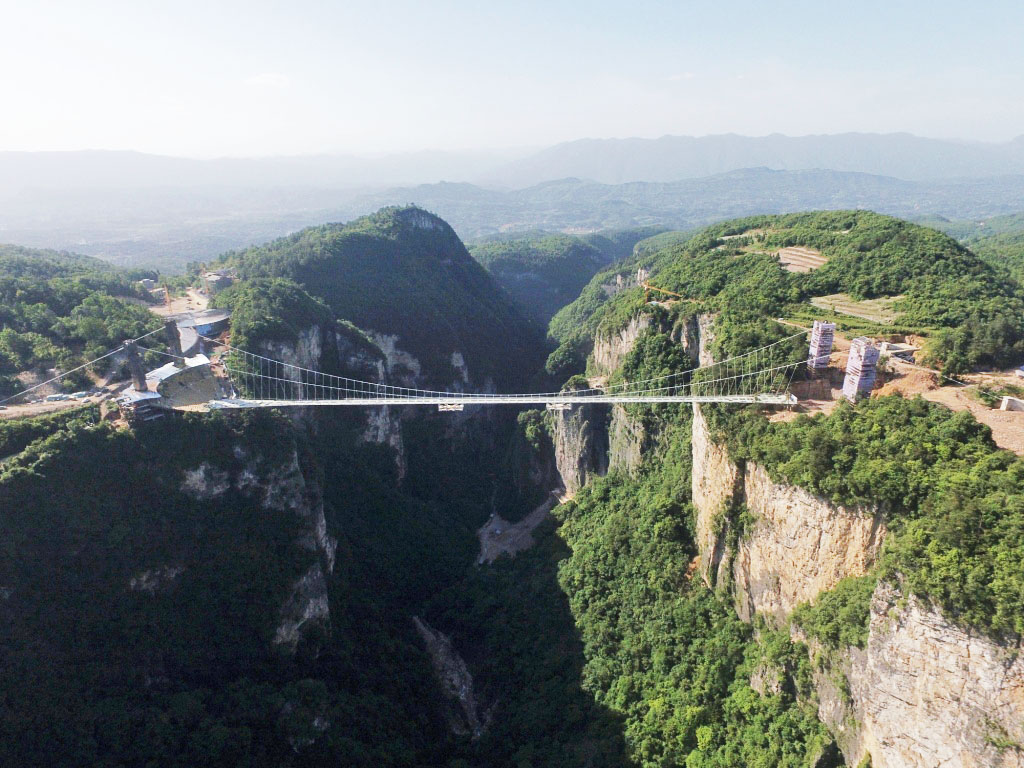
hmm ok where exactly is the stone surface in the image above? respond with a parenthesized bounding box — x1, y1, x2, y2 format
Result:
(608, 404, 645, 475)
(823, 582, 1024, 768)
(691, 404, 742, 588)
(552, 402, 609, 495)
(591, 314, 652, 375)
(733, 462, 885, 623)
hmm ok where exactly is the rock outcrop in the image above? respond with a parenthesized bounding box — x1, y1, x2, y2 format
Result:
(181, 445, 336, 653)
(591, 314, 652, 375)
(608, 404, 645, 474)
(552, 403, 609, 495)
(733, 462, 885, 623)
(818, 582, 1024, 768)
(691, 404, 885, 622)
(413, 616, 490, 740)
(691, 404, 743, 587)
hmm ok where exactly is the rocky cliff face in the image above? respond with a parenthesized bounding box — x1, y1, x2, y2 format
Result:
(691, 404, 743, 588)
(413, 616, 491, 740)
(816, 582, 1024, 768)
(672, 311, 716, 365)
(552, 403, 609, 495)
(180, 444, 336, 653)
(734, 462, 885, 623)
(591, 314, 652, 375)
(692, 398, 1022, 768)
(691, 404, 885, 620)
(260, 324, 407, 477)
(608, 404, 645, 474)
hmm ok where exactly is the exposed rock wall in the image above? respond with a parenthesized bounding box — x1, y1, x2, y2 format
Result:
(691, 404, 742, 588)
(734, 462, 885, 623)
(180, 445, 336, 652)
(591, 314, 652, 375)
(552, 403, 609, 495)
(608, 404, 645, 474)
(413, 616, 490, 740)
(696, 313, 717, 367)
(818, 582, 1024, 768)
(672, 311, 716, 366)
(691, 404, 884, 620)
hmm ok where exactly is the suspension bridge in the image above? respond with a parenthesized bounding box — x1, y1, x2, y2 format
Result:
(1, 327, 810, 415)
(180, 331, 805, 411)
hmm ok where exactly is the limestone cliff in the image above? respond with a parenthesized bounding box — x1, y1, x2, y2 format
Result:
(691, 404, 885, 620)
(260, 324, 406, 477)
(733, 462, 885, 623)
(691, 401, 1024, 768)
(552, 402, 609, 495)
(691, 404, 743, 588)
(413, 616, 491, 740)
(816, 582, 1024, 768)
(608, 404, 645, 474)
(591, 314, 652, 376)
(672, 311, 716, 366)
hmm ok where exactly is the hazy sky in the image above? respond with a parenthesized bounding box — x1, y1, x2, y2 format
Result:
(2, 0, 1022, 157)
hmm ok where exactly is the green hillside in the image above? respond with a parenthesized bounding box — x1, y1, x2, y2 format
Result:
(469, 228, 662, 325)
(548, 210, 1024, 377)
(216, 206, 542, 388)
(0, 245, 161, 396)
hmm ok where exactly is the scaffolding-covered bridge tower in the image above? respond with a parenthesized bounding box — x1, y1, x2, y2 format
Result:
(807, 320, 836, 371)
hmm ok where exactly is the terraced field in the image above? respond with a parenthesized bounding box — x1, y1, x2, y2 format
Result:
(810, 293, 904, 324)
(777, 245, 828, 272)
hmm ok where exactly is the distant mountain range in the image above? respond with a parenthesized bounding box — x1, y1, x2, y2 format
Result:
(486, 132, 1024, 186)
(3, 133, 1024, 196)
(4, 167, 1024, 271)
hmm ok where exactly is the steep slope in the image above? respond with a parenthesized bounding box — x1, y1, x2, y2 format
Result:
(525, 211, 1024, 766)
(548, 210, 1024, 377)
(0, 244, 161, 396)
(469, 228, 662, 325)
(217, 206, 543, 389)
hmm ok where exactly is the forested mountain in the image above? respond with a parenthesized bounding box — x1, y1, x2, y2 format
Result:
(0, 245, 160, 396)
(214, 206, 544, 387)
(468, 228, 663, 325)
(548, 210, 1024, 377)
(924, 211, 1024, 284)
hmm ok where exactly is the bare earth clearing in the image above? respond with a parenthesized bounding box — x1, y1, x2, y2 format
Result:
(809, 293, 904, 324)
(770, 321, 1024, 454)
(476, 491, 566, 565)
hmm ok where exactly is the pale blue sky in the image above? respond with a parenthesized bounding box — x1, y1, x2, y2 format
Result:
(1, 0, 1021, 156)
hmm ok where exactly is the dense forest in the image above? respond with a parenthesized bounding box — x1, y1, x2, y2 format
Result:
(548, 210, 1024, 377)
(213, 206, 544, 388)
(0, 245, 161, 395)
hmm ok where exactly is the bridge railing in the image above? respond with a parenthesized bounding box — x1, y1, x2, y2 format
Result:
(207, 328, 809, 405)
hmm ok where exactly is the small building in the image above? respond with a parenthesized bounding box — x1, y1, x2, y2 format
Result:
(878, 341, 918, 362)
(137, 278, 157, 290)
(842, 337, 880, 402)
(202, 271, 235, 295)
(118, 353, 217, 419)
(1015, 366, 1024, 379)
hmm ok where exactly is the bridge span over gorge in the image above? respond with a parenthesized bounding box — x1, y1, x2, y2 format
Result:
(179, 331, 807, 411)
(0, 327, 811, 414)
